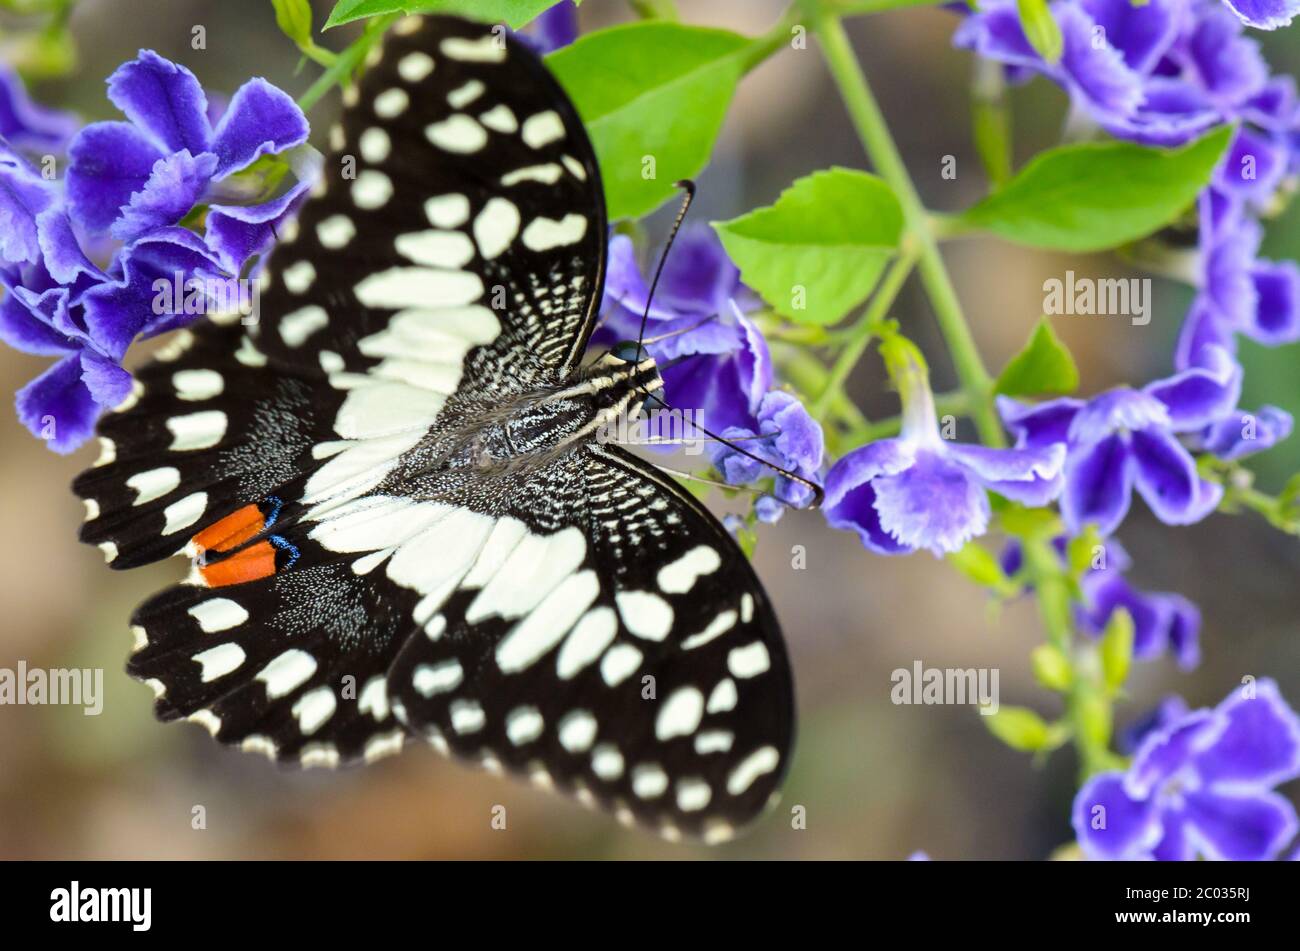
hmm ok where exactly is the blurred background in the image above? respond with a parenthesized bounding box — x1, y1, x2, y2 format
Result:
(1, 0, 1298, 860)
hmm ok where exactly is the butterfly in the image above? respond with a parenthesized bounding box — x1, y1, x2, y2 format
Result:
(74, 14, 795, 843)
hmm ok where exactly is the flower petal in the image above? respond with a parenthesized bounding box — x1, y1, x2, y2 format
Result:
(205, 177, 313, 273)
(1079, 0, 1181, 74)
(823, 439, 914, 554)
(1061, 433, 1134, 536)
(654, 225, 740, 318)
(1185, 6, 1269, 108)
(111, 149, 218, 242)
(36, 209, 108, 289)
(14, 353, 101, 453)
(106, 49, 211, 155)
(1181, 790, 1298, 861)
(1143, 344, 1242, 431)
(1214, 126, 1288, 204)
(79, 349, 134, 408)
(0, 153, 56, 265)
(1198, 405, 1293, 461)
(948, 441, 1065, 505)
(996, 395, 1082, 449)
(1125, 708, 1224, 799)
(1247, 259, 1300, 346)
(208, 78, 309, 178)
(0, 64, 79, 152)
(872, 448, 990, 556)
(1174, 296, 1236, 372)
(66, 121, 165, 234)
(1072, 771, 1162, 861)
(1222, 0, 1300, 31)
(1130, 428, 1217, 525)
(0, 282, 71, 355)
(1194, 679, 1300, 791)
(1056, 4, 1145, 119)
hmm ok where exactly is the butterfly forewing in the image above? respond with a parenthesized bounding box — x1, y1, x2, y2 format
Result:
(72, 14, 795, 840)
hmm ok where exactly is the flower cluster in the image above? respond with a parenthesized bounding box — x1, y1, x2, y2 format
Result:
(0, 53, 311, 452)
(1074, 680, 1300, 860)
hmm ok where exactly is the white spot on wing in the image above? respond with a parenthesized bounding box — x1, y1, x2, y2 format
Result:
(173, 369, 223, 401)
(727, 745, 780, 795)
(192, 643, 245, 682)
(558, 710, 597, 752)
(256, 649, 318, 699)
(426, 114, 487, 154)
(655, 687, 704, 740)
(126, 467, 180, 506)
(425, 193, 470, 228)
(521, 213, 587, 252)
(280, 305, 329, 347)
(398, 51, 435, 82)
(615, 591, 673, 642)
(658, 545, 722, 594)
(187, 598, 248, 633)
(472, 197, 520, 260)
(167, 411, 226, 450)
(316, 214, 356, 249)
(394, 230, 475, 268)
(556, 606, 618, 679)
(292, 687, 337, 735)
(600, 643, 642, 687)
(373, 87, 408, 118)
(521, 110, 565, 148)
(728, 641, 771, 679)
(441, 34, 507, 62)
(413, 659, 463, 697)
(496, 570, 599, 674)
(162, 492, 207, 534)
(352, 170, 393, 209)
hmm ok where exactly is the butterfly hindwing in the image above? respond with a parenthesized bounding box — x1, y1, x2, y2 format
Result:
(384, 444, 794, 841)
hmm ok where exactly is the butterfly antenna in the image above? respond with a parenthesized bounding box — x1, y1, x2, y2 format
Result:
(635, 179, 696, 355)
(643, 391, 825, 510)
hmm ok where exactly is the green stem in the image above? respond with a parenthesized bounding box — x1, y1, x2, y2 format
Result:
(297, 13, 400, 112)
(812, 10, 1003, 448)
(812, 248, 916, 418)
(741, 3, 805, 73)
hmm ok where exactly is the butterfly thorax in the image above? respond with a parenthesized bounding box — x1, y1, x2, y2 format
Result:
(412, 353, 663, 479)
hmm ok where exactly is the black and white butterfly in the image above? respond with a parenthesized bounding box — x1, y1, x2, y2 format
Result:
(74, 14, 794, 842)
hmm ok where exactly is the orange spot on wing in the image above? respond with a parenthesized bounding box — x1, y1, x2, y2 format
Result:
(199, 541, 277, 588)
(192, 504, 263, 555)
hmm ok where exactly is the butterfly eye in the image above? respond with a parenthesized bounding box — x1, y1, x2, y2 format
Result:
(613, 341, 649, 363)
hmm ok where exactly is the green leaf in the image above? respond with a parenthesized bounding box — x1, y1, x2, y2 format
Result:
(1100, 608, 1134, 691)
(984, 706, 1051, 752)
(1031, 644, 1072, 692)
(324, 0, 568, 30)
(961, 127, 1232, 252)
(272, 0, 314, 45)
(548, 23, 748, 220)
(713, 168, 903, 326)
(994, 319, 1079, 397)
(1016, 0, 1062, 64)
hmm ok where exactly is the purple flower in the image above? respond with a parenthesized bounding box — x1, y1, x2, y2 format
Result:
(1077, 550, 1201, 669)
(1001, 537, 1200, 667)
(713, 390, 825, 520)
(0, 65, 78, 153)
(954, 0, 1275, 147)
(1222, 0, 1300, 31)
(65, 50, 308, 247)
(0, 142, 58, 266)
(0, 52, 311, 453)
(1118, 696, 1191, 755)
(1193, 405, 1293, 460)
(517, 2, 579, 54)
(825, 336, 1064, 555)
(1177, 191, 1300, 366)
(1074, 680, 1300, 860)
(999, 345, 1240, 536)
(598, 228, 771, 434)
